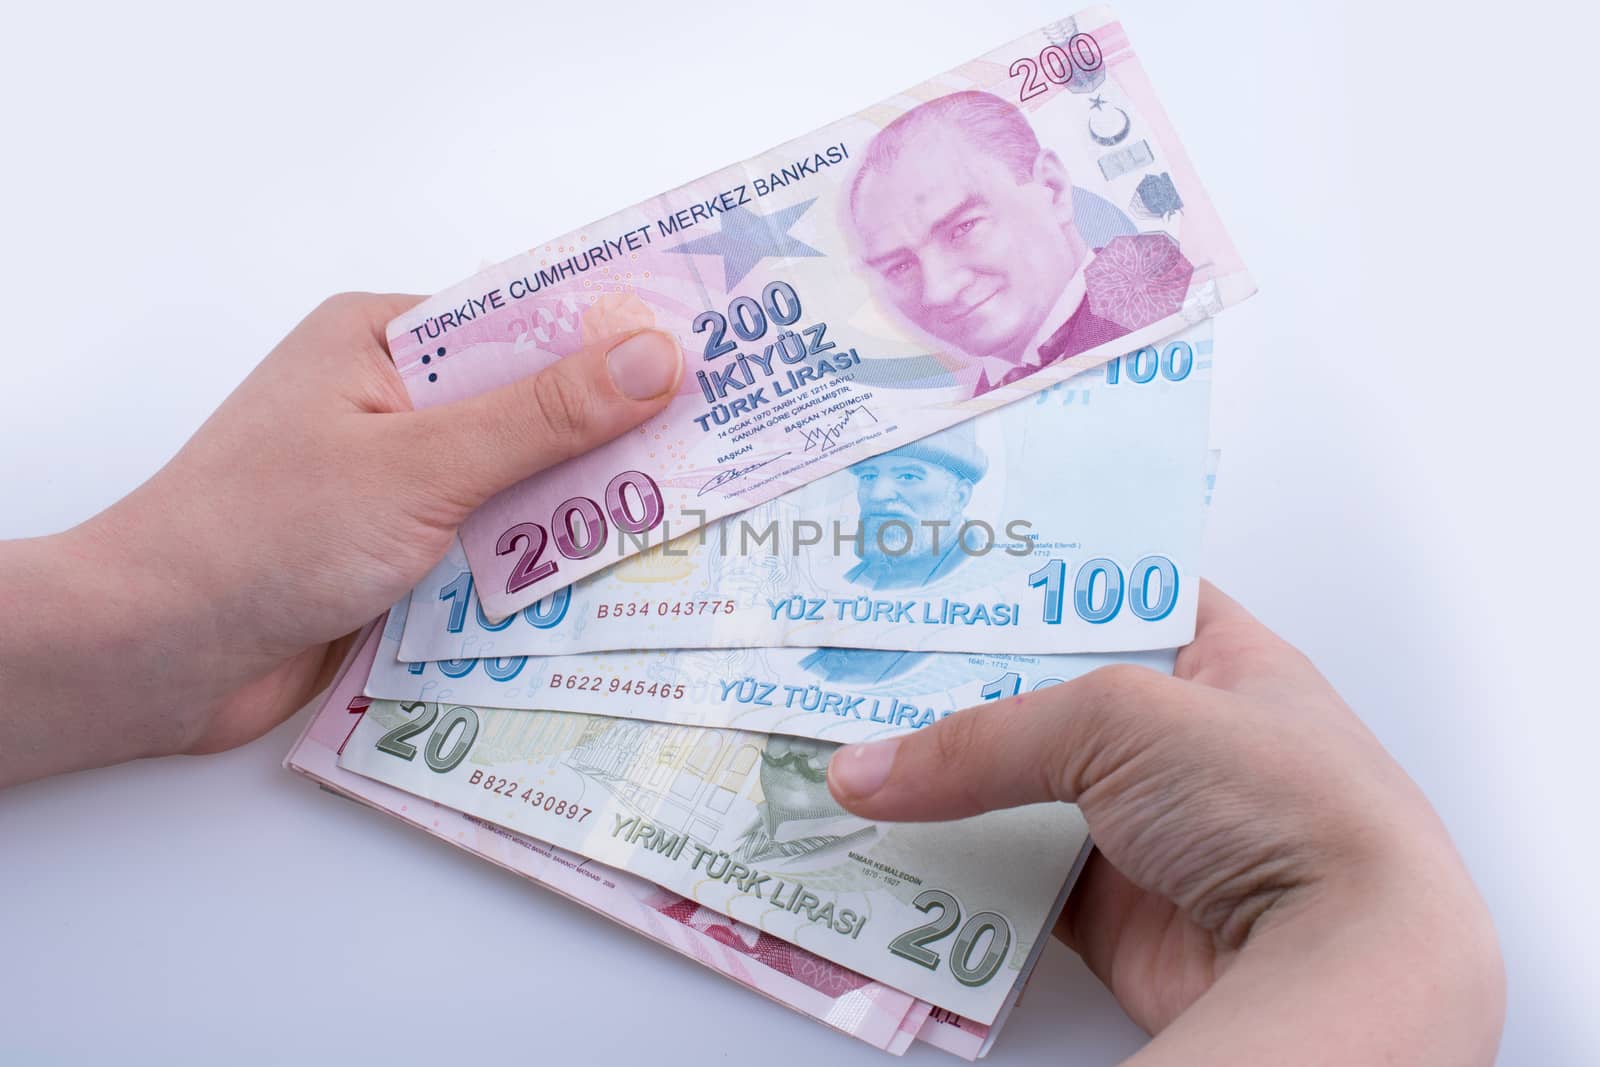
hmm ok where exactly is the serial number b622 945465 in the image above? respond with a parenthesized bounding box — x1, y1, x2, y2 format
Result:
(547, 673, 687, 700)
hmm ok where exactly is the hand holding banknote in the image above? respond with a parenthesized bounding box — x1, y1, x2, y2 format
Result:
(0, 293, 683, 783)
(827, 583, 1506, 1064)
(1, 317, 1505, 1058)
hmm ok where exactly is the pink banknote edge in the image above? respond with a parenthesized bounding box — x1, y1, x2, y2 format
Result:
(284, 625, 980, 1056)
(917, 1009, 991, 1060)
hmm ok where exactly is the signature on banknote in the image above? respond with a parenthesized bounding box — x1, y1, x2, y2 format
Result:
(801, 404, 879, 454)
(699, 453, 794, 496)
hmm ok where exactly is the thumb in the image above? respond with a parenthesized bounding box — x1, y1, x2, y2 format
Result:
(826, 663, 1197, 821)
(415, 328, 683, 506)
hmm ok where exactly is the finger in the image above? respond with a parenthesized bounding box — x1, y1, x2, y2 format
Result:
(270, 292, 427, 398)
(345, 293, 428, 402)
(344, 291, 428, 344)
(1055, 853, 1196, 1034)
(368, 293, 428, 319)
(1053, 849, 1137, 974)
(1177, 580, 1324, 696)
(293, 291, 427, 353)
(1192, 578, 1259, 635)
(414, 328, 683, 506)
(1175, 579, 1260, 681)
(826, 662, 1197, 822)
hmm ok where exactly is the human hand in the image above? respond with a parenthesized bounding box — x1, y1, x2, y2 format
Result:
(827, 583, 1504, 1066)
(0, 293, 682, 785)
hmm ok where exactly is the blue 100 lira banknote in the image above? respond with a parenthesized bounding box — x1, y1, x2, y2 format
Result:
(368, 594, 1177, 747)
(398, 324, 1213, 662)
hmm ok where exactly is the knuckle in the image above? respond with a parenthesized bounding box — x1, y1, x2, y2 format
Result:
(527, 367, 592, 442)
(1236, 643, 1293, 679)
(1080, 663, 1161, 711)
(1056, 664, 1171, 796)
(306, 292, 390, 347)
(1213, 632, 1318, 692)
(1207, 619, 1308, 673)
(314, 291, 370, 319)
(928, 707, 989, 770)
(924, 709, 1004, 813)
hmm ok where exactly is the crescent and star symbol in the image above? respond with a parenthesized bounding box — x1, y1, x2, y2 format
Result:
(1088, 97, 1132, 146)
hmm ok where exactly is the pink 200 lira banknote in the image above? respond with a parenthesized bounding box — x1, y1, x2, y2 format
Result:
(387, 6, 1253, 619)
(286, 627, 994, 1058)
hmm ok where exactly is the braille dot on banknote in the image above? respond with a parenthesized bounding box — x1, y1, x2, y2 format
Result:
(421, 347, 445, 383)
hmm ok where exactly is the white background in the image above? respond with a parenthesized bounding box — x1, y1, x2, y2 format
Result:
(2, 0, 1595, 1063)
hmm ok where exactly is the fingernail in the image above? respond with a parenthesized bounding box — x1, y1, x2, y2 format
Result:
(829, 739, 899, 800)
(606, 330, 681, 400)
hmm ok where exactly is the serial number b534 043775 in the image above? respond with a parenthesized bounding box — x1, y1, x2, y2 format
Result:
(595, 599, 735, 620)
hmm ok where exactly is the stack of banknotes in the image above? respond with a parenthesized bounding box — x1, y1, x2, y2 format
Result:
(285, 6, 1252, 1057)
